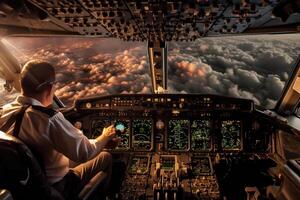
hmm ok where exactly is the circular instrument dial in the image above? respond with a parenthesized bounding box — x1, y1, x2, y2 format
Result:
(156, 120, 164, 130)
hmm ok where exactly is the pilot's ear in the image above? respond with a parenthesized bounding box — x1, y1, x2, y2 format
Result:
(44, 85, 53, 97)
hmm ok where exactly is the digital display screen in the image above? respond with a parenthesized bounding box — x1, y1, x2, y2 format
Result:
(132, 119, 152, 150)
(191, 120, 211, 150)
(128, 156, 149, 174)
(221, 120, 241, 150)
(91, 119, 110, 139)
(192, 157, 212, 175)
(161, 156, 175, 170)
(113, 119, 130, 150)
(167, 120, 189, 150)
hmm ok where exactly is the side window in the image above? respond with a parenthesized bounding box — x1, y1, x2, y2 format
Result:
(276, 130, 300, 161)
(0, 78, 19, 107)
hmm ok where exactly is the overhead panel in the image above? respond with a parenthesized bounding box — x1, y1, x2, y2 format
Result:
(0, 0, 77, 36)
(28, 0, 111, 36)
(1, 0, 299, 38)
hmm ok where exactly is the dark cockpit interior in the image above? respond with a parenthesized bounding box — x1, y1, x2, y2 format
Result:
(0, 0, 300, 200)
(60, 93, 299, 199)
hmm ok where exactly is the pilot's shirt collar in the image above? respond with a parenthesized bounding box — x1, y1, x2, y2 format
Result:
(16, 95, 44, 107)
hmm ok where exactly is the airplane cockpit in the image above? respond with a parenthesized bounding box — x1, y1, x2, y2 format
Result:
(60, 91, 300, 200)
(0, 0, 300, 200)
(66, 94, 265, 199)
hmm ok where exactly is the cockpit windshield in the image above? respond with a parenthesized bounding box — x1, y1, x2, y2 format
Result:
(0, 34, 299, 108)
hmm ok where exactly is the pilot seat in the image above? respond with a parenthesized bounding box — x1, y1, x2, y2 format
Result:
(0, 130, 107, 200)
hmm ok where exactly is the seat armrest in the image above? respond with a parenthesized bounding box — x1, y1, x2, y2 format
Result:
(78, 171, 107, 200)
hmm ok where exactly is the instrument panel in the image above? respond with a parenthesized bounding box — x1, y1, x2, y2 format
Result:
(67, 94, 255, 153)
(64, 94, 275, 200)
(88, 117, 243, 152)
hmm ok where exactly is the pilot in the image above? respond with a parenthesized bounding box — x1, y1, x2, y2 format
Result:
(0, 60, 117, 199)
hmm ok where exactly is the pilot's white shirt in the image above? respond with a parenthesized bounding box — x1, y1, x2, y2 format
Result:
(0, 95, 110, 184)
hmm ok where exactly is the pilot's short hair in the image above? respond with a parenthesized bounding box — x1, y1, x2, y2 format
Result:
(20, 60, 55, 96)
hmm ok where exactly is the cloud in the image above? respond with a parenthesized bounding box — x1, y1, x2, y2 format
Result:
(263, 75, 285, 98)
(1, 35, 299, 109)
(0, 79, 19, 106)
(50, 46, 151, 104)
(167, 35, 299, 108)
(228, 85, 260, 105)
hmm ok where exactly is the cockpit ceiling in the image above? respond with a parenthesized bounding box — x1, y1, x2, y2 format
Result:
(0, 0, 300, 40)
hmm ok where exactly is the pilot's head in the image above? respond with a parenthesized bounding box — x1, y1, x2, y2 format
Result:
(20, 60, 56, 107)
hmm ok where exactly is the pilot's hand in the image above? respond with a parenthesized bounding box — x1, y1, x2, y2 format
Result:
(105, 138, 121, 149)
(102, 125, 116, 140)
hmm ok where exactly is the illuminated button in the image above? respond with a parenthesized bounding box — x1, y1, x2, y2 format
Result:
(167, 98, 171, 102)
(86, 102, 92, 108)
(105, 103, 109, 107)
(172, 110, 180, 115)
(147, 98, 151, 102)
(180, 98, 185, 102)
(154, 98, 159, 102)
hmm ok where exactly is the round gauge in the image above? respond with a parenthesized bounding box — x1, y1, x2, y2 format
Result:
(74, 121, 82, 129)
(86, 102, 92, 109)
(156, 120, 164, 130)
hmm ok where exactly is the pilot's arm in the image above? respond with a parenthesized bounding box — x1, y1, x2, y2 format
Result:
(47, 112, 115, 163)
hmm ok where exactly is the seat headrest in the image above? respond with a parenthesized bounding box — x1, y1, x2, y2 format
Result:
(0, 130, 40, 185)
(0, 130, 23, 144)
(0, 130, 63, 199)
(0, 130, 39, 175)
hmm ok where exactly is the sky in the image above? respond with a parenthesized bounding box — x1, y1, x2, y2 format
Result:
(0, 34, 299, 108)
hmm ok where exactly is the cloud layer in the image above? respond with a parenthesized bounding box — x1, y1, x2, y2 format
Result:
(167, 36, 299, 108)
(1, 34, 299, 109)
(0, 79, 19, 106)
